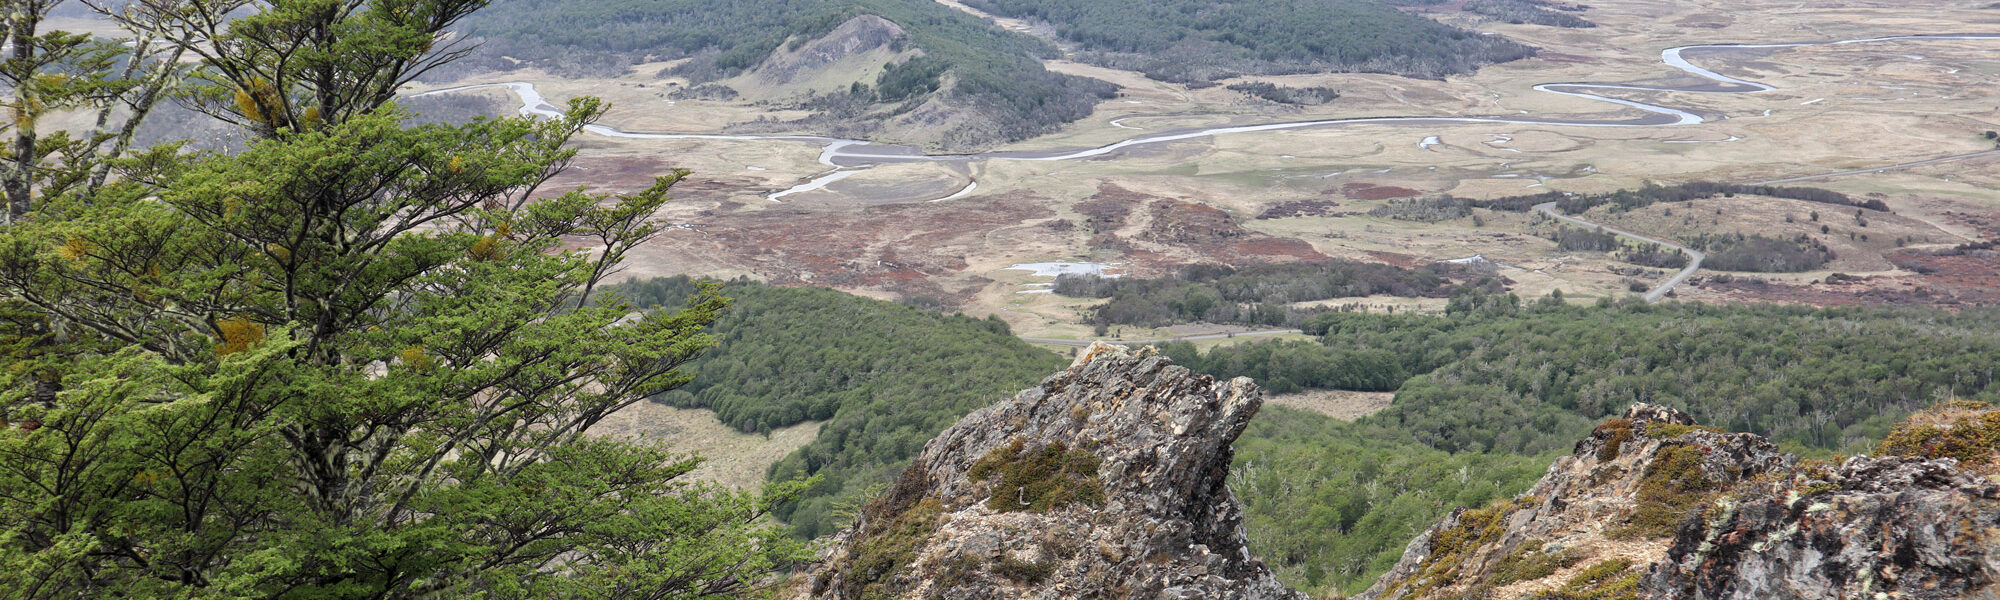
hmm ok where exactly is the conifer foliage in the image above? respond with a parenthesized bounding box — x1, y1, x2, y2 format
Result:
(0, 1, 804, 597)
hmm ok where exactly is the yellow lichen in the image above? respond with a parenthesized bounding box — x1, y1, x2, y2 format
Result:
(215, 316, 266, 356)
(55, 237, 93, 261)
(467, 234, 503, 262)
(400, 345, 434, 372)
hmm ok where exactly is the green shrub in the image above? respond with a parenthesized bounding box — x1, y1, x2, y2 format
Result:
(970, 439, 1106, 513)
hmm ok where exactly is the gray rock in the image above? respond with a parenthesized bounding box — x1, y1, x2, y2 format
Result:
(798, 343, 1304, 600)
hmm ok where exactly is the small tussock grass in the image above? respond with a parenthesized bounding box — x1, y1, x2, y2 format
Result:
(1525, 558, 1640, 600)
(969, 439, 1105, 513)
(1380, 496, 1540, 599)
(1594, 419, 1635, 462)
(1877, 400, 2000, 468)
(1609, 443, 1715, 539)
(1492, 539, 1582, 587)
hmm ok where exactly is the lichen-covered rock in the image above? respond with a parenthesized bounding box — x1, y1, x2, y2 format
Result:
(1359, 404, 1791, 600)
(1362, 401, 2000, 600)
(797, 342, 1304, 600)
(1646, 453, 2000, 600)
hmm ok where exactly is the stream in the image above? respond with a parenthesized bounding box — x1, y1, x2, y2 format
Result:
(415, 34, 2000, 201)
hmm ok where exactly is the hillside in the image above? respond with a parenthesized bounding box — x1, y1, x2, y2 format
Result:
(792, 343, 1303, 599)
(958, 0, 1536, 82)
(1363, 402, 2000, 600)
(613, 277, 1069, 539)
(452, 0, 1116, 150)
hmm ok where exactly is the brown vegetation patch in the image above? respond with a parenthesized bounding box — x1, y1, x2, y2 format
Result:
(1075, 183, 1141, 233)
(666, 190, 1055, 303)
(1140, 199, 1328, 264)
(1364, 250, 1422, 268)
(1337, 182, 1423, 201)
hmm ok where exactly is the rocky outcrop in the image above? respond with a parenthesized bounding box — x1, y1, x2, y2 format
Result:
(1648, 451, 2000, 599)
(797, 342, 1303, 600)
(1361, 403, 1792, 600)
(1361, 402, 2000, 600)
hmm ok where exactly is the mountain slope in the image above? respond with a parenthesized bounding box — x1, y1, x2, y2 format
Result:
(959, 0, 1535, 82)
(455, 0, 1115, 150)
(1362, 402, 2000, 600)
(795, 343, 1302, 599)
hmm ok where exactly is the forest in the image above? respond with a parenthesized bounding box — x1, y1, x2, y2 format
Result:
(1227, 82, 1341, 105)
(1052, 260, 1507, 329)
(1459, 181, 1880, 214)
(1463, 0, 1597, 27)
(958, 0, 1536, 82)
(613, 277, 1068, 539)
(454, 0, 1116, 146)
(597, 281, 2000, 595)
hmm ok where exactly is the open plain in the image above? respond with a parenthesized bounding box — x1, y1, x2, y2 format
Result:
(412, 0, 2000, 341)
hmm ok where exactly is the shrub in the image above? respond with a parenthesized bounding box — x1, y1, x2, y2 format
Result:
(970, 439, 1106, 513)
(1876, 400, 2000, 466)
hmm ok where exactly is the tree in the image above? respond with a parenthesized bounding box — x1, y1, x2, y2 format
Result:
(0, 1, 804, 597)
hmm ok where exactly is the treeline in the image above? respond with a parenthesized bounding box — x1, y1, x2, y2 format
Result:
(453, 0, 1116, 146)
(959, 0, 1534, 82)
(613, 277, 1067, 538)
(1370, 197, 1473, 223)
(1545, 226, 1689, 268)
(1292, 297, 2000, 454)
(1693, 232, 1836, 272)
(1053, 260, 1506, 329)
(1227, 82, 1340, 105)
(1159, 340, 1408, 393)
(1459, 181, 1881, 214)
(1552, 225, 1620, 252)
(1464, 0, 1596, 27)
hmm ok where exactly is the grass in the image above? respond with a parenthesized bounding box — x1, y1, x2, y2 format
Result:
(1594, 418, 1635, 462)
(1379, 495, 1540, 598)
(1876, 399, 2000, 467)
(1492, 538, 1582, 586)
(1525, 558, 1641, 600)
(1608, 443, 1715, 539)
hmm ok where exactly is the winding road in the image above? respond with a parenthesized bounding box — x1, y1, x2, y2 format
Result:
(1533, 202, 1704, 303)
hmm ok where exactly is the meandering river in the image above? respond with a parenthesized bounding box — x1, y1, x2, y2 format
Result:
(415, 34, 2000, 200)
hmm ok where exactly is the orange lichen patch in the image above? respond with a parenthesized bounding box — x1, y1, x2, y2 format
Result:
(215, 315, 266, 356)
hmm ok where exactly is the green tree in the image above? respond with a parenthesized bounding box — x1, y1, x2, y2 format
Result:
(0, 1, 804, 597)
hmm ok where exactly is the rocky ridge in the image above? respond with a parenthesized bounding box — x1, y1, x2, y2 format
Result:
(1361, 403, 2000, 600)
(796, 342, 1302, 600)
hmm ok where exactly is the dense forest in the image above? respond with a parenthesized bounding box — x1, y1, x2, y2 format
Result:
(1053, 260, 1507, 329)
(1201, 297, 2000, 455)
(454, 0, 1116, 147)
(1233, 409, 1553, 592)
(1464, 0, 1596, 27)
(958, 0, 1535, 82)
(613, 277, 1068, 539)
